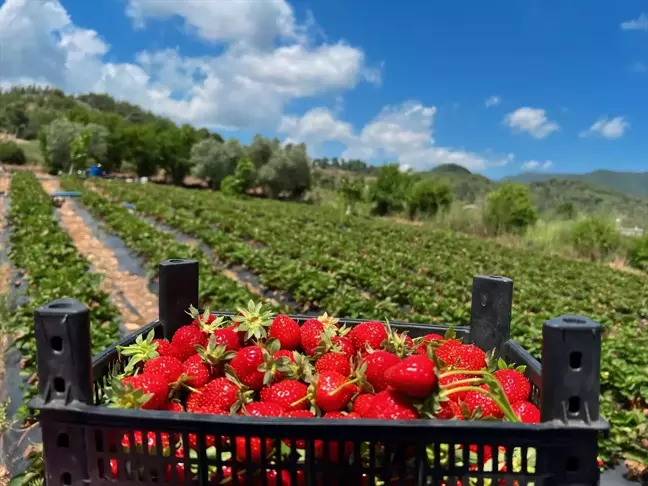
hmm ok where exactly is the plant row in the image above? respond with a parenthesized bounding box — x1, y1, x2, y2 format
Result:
(92, 178, 648, 469)
(6, 172, 121, 416)
(60, 177, 267, 314)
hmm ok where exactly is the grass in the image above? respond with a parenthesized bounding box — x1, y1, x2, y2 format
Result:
(16, 140, 43, 165)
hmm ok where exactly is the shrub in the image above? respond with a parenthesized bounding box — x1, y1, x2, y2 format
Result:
(368, 164, 416, 216)
(485, 183, 538, 234)
(406, 179, 453, 219)
(628, 234, 648, 272)
(0, 140, 26, 165)
(568, 216, 621, 262)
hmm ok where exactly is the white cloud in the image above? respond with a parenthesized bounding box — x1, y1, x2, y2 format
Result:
(579, 116, 630, 140)
(485, 95, 501, 107)
(504, 107, 560, 139)
(125, 0, 300, 47)
(621, 13, 648, 31)
(521, 160, 553, 172)
(282, 102, 515, 172)
(0, 0, 380, 130)
(631, 61, 647, 73)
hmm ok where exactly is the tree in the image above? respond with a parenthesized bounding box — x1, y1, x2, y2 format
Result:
(337, 175, 365, 215)
(234, 157, 256, 190)
(247, 135, 275, 169)
(484, 183, 538, 234)
(568, 217, 621, 262)
(123, 123, 161, 177)
(368, 164, 416, 216)
(41, 117, 83, 174)
(406, 179, 453, 219)
(257, 143, 312, 199)
(191, 138, 241, 189)
(69, 130, 92, 174)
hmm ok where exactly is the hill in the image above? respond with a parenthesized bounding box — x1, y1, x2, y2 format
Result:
(504, 170, 648, 199)
(419, 165, 648, 226)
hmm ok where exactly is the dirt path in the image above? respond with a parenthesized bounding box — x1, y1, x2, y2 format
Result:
(40, 179, 158, 333)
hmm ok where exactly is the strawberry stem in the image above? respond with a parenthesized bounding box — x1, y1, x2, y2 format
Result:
(289, 395, 310, 407)
(438, 385, 519, 423)
(327, 377, 360, 396)
(439, 369, 489, 379)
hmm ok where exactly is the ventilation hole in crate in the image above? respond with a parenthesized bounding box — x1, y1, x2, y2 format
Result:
(569, 351, 582, 370)
(568, 396, 581, 414)
(567, 456, 579, 471)
(168, 259, 185, 263)
(54, 377, 66, 393)
(57, 432, 69, 448)
(563, 317, 586, 325)
(51, 335, 63, 353)
(60, 472, 72, 485)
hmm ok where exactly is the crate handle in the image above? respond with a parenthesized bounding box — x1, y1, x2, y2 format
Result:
(159, 258, 199, 340)
(468, 275, 513, 358)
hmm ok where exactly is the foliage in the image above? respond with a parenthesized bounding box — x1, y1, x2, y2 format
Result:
(123, 123, 160, 177)
(627, 234, 648, 272)
(337, 175, 366, 215)
(568, 217, 622, 262)
(406, 179, 453, 219)
(0, 140, 26, 165)
(191, 138, 241, 189)
(234, 157, 257, 190)
(257, 143, 312, 199)
(368, 164, 416, 216)
(485, 183, 538, 234)
(555, 201, 577, 220)
(312, 156, 379, 175)
(41, 117, 83, 174)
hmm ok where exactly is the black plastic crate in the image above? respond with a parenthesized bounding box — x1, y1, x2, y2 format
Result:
(31, 259, 609, 486)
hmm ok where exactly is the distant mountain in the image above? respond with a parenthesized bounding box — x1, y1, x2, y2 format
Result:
(503, 170, 648, 199)
(419, 166, 648, 227)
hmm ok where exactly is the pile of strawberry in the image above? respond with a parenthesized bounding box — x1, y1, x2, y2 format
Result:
(106, 301, 540, 484)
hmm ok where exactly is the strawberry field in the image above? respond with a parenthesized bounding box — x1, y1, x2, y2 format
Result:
(2, 172, 647, 482)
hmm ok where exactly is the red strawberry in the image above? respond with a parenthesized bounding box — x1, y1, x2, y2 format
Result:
(152, 338, 185, 360)
(192, 402, 230, 415)
(315, 371, 358, 412)
(230, 346, 266, 390)
(454, 345, 486, 371)
(352, 394, 375, 417)
(209, 466, 246, 485)
(435, 340, 463, 367)
(198, 377, 245, 412)
(171, 325, 206, 361)
(348, 321, 388, 354)
(315, 352, 351, 376)
(212, 326, 241, 352)
(300, 319, 327, 356)
(365, 389, 418, 420)
(163, 401, 184, 412)
(143, 356, 184, 383)
(234, 435, 276, 463)
(109, 458, 119, 477)
(115, 373, 168, 410)
(260, 380, 309, 412)
(439, 373, 470, 402)
(494, 369, 531, 404)
(182, 354, 212, 388)
(415, 333, 444, 355)
(435, 399, 463, 420)
(185, 389, 203, 412)
(363, 351, 400, 392)
(384, 355, 436, 398)
(331, 336, 355, 357)
(268, 315, 302, 350)
(241, 402, 285, 417)
(188, 406, 229, 450)
(323, 411, 362, 419)
(512, 401, 540, 423)
(262, 469, 305, 486)
(463, 386, 503, 419)
(284, 410, 315, 419)
(120, 430, 171, 453)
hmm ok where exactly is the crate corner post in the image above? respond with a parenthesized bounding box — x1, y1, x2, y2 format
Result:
(159, 258, 199, 340)
(541, 314, 604, 485)
(34, 298, 93, 486)
(468, 275, 513, 357)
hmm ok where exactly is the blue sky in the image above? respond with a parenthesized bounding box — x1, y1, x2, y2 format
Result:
(0, 0, 646, 178)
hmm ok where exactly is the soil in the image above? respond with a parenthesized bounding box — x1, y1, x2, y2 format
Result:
(39, 179, 158, 333)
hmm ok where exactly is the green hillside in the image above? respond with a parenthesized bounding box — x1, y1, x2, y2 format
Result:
(504, 170, 648, 199)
